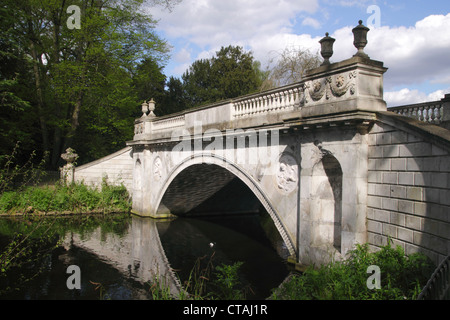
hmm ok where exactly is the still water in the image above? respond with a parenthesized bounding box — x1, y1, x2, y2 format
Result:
(0, 212, 290, 300)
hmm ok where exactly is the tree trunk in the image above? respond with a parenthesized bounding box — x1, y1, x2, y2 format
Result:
(50, 2, 65, 169)
(29, 41, 50, 156)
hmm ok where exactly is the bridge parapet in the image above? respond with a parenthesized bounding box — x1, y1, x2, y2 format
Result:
(233, 82, 304, 118)
(388, 94, 450, 129)
(133, 56, 387, 143)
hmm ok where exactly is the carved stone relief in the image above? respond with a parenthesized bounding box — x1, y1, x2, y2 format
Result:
(304, 71, 357, 105)
(276, 153, 298, 193)
(153, 156, 163, 181)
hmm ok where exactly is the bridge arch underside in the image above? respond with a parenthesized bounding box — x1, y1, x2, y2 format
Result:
(155, 157, 297, 257)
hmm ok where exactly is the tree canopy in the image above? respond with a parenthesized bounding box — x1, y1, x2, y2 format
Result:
(0, 0, 171, 167)
(181, 45, 264, 108)
(1, 1, 319, 169)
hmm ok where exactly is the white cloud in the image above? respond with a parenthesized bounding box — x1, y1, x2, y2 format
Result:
(302, 17, 322, 29)
(320, 14, 450, 91)
(174, 47, 192, 64)
(385, 88, 449, 107)
(365, 14, 450, 88)
(150, 0, 319, 49)
(151, 1, 450, 104)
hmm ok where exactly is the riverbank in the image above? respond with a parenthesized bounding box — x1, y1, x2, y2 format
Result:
(0, 181, 131, 216)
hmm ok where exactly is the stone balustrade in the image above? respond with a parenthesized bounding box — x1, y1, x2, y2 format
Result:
(390, 102, 444, 124)
(232, 83, 304, 118)
(388, 94, 450, 128)
(151, 115, 186, 132)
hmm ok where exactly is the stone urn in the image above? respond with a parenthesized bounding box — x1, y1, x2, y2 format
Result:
(60, 148, 79, 184)
(319, 32, 335, 65)
(352, 20, 370, 58)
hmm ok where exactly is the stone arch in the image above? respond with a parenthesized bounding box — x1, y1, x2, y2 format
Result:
(154, 153, 296, 256)
(310, 153, 343, 257)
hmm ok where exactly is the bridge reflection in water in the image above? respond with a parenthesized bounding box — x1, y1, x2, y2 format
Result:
(63, 212, 290, 299)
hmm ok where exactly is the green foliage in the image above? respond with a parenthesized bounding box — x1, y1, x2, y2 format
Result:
(0, 182, 131, 215)
(210, 262, 246, 300)
(0, 142, 48, 193)
(181, 45, 263, 108)
(0, 0, 172, 168)
(149, 255, 248, 300)
(271, 242, 435, 300)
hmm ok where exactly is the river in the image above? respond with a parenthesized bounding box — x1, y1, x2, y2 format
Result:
(0, 211, 290, 300)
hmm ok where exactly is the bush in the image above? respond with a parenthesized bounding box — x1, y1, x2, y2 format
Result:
(0, 182, 131, 214)
(271, 242, 435, 300)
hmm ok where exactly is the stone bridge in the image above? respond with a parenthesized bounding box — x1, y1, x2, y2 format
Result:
(74, 22, 450, 268)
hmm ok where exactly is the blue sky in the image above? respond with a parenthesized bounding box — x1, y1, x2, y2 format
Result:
(146, 0, 450, 107)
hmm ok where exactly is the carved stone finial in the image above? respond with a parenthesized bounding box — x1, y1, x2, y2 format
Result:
(60, 148, 78, 184)
(148, 98, 156, 118)
(319, 32, 335, 66)
(141, 101, 149, 117)
(352, 20, 370, 58)
(61, 147, 78, 164)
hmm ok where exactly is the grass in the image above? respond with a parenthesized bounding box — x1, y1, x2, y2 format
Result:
(0, 181, 131, 215)
(149, 254, 248, 300)
(270, 242, 435, 300)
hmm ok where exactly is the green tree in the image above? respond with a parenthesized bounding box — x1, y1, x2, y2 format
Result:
(160, 76, 188, 116)
(182, 45, 263, 108)
(0, 0, 173, 168)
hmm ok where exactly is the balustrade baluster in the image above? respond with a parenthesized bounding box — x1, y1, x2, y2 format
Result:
(288, 89, 294, 109)
(275, 93, 280, 110)
(280, 91, 286, 109)
(436, 104, 443, 123)
(424, 106, 430, 122)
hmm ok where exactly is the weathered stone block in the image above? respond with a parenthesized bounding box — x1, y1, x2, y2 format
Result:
(382, 198, 398, 211)
(399, 142, 432, 157)
(406, 187, 423, 201)
(406, 215, 422, 231)
(390, 185, 406, 198)
(382, 172, 398, 184)
(374, 209, 390, 223)
(390, 212, 405, 226)
(407, 158, 423, 171)
(422, 157, 441, 172)
(375, 184, 390, 197)
(439, 156, 450, 172)
(432, 145, 448, 156)
(391, 130, 408, 144)
(383, 224, 397, 238)
(407, 133, 422, 143)
(397, 227, 413, 243)
(413, 202, 427, 217)
(368, 171, 382, 183)
(368, 145, 383, 158)
(439, 189, 450, 206)
(382, 145, 399, 158)
(398, 199, 414, 214)
(375, 159, 390, 171)
(391, 158, 406, 171)
(376, 132, 391, 145)
(368, 220, 382, 233)
(398, 172, 414, 185)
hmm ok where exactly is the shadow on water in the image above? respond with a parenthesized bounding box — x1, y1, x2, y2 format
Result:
(158, 212, 290, 299)
(0, 211, 290, 300)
